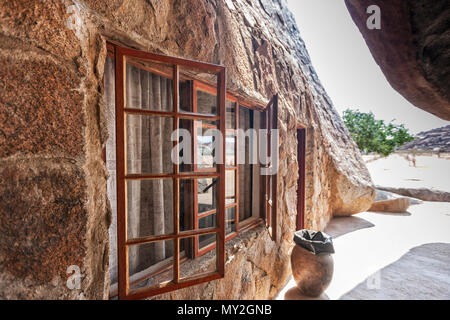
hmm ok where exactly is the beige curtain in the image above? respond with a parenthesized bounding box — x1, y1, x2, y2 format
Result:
(126, 63, 174, 275)
(105, 58, 174, 284)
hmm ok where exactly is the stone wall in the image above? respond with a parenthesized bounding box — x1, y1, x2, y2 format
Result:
(0, 0, 373, 299)
(0, 0, 110, 299)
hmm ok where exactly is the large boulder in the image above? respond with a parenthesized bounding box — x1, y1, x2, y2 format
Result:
(331, 165, 375, 216)
(399, 125, 450, 152)
(369, 189, 411, 213)
(345, 0, 450, 120)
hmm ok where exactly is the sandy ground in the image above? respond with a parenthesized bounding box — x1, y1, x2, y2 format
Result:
(276, 153, 450, 300)
(276, 201, 450, 300)
(364, 153, 450, 192)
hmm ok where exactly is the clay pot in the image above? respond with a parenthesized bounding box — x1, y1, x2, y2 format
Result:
(291, 245, 334, 297)
(290, 230, 334, 297)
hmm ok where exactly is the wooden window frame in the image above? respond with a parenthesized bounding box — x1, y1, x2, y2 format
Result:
(223, 97, 240, 240)
(106, 42, 277, 299)
(188, 83, 241, 258)
(111, 42, 226, 300)
(188, 85, 278, 256)
(192, 87, 246, 257)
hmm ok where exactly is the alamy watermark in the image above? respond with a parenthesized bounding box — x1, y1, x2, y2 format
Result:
(366, 270, 381, 290)
(171, 128, 279, 175)
(366, 5, 381, 30)
(66, 265, 81, 290)
(66, 5, 82, 31)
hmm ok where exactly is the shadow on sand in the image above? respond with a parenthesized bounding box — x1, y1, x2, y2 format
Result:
(325, 216, 375, 239)
(371, 211, 412, 217)
(340, 243, 450, 300)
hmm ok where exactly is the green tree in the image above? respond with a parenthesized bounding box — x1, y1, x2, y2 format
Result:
(342, 109, 414, 156)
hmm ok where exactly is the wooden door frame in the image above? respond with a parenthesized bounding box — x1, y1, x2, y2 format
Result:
(296, 126, 306, 230)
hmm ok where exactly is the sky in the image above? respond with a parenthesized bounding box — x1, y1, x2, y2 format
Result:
(286, 0, 450, 134)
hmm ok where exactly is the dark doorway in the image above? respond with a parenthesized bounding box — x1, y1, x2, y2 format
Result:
(296, 128, 306, 230)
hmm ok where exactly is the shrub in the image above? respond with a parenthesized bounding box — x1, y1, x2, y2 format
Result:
(343, 109, 414, 156)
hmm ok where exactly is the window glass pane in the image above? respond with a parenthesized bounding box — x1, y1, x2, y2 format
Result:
(226, 206, 236, 235)
(179, 234, 217, 280)
(178, 64, 218, 114)
(198, 213, 216, 229)
(239, 106, 251, 131)
(178, 119, 218, 172)
(179, 79, 193, 112)
(198, 178, 218, 214)
(126, 114, 174, 174)
(179, 178, 218, 231)
(251, 112, 262, 220)
(226, 100, 236, 129)
(125, 56, 173, 111)
(239, 163, 252, 222)
(225, 170, 235, 205)
(238, 106, 252, 222)
(128, 240, 174, 292)
(126, 179, 174, 239)
(179, 179, 194, 232)
(225, 135, 235, 167)
(239, 106, 252, 165)
(197, 122, 217, 170)
(198, 233, 216, 250)
(196, 90, 217, 115)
